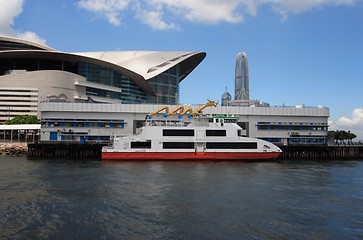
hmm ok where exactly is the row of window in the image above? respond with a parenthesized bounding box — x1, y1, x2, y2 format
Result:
(289, 138, 326, 143)
(0, 95, 37, 98)
(0, 109, 34, 114)
(258, 122, 327, 126)
(0, 58, 76, 76)
(260, 137, 326, 144)
(0, 104, 37, 108)
(258, 125, 327, 131)
(0, 89, 38, 92)
(54, 134, 111, 142)
(42, 119, 125, 128)
(131, 141, 258, 149)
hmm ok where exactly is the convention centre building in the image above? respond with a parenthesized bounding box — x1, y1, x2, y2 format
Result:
(0, 36, 330, 145)
(0, 35, 205, 121)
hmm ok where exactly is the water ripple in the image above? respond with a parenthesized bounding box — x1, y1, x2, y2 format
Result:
(0, 158, 362, 239)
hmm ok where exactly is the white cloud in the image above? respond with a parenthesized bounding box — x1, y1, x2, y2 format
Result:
(271, 0, 354, 14)
(152, 0, 244, 24)
(337, 108, 363, 127)
(0, 0, 46, 45)
(0, 0, 23, 33)
(335, 108, 363, 140)
(270, 0, 355, 21)
(133, 2, 178, 30)
(16, 31, 47, 45)
(77, 0, 130, 26)
(77, 0, 355, 29)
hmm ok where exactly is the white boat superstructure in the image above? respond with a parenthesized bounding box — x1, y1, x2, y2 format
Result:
(102, 114, 282, 161)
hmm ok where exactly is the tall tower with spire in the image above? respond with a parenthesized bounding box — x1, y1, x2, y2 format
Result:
(235, 52, 249, 100)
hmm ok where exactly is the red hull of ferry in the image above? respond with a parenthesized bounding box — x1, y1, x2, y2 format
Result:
(102, 151, 281, 161)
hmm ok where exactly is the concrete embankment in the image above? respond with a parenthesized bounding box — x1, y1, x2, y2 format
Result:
(0, 142, 28, 156)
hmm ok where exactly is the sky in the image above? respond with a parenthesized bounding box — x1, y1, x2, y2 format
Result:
(0, 0, 362, 139)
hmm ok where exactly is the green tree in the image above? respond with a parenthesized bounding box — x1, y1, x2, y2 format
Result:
(3, 115, 40, 125)
(347, 131, 357, 144)
(335, 130, 341, 144)
(335, 130, 357, 145)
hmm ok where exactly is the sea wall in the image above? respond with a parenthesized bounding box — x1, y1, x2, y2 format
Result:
(0, 142, 28, 156)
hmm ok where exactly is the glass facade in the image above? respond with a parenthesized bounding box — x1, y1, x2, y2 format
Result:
(77, 62, 147, 103)
(1, 58, 181, 105)
(146, 66, 180, 105)
(0, 58, 76, 75)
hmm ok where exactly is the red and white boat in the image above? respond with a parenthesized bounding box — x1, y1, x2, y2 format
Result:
(102, 113, 282, 161)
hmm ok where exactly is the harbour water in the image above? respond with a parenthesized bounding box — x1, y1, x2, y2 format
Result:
(1, 157, 362, 239)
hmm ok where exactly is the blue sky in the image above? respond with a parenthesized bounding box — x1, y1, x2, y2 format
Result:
(1, 0, 363, 139)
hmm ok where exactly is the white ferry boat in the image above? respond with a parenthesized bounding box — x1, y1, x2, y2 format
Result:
(102, 107, 282, 161)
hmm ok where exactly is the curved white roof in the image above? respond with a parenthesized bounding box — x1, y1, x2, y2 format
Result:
(74, 51, 205, 81)
(0, 35, 56, 51)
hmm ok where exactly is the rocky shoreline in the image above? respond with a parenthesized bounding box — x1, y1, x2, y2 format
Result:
(0, 143, 28, 156)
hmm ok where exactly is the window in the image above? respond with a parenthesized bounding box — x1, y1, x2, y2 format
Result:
(131, 141, 151, 149)
(206, 142, 257, 149)
(163, 129, 194, 136)
(224, 118, 237, 123)
(206, 130, 226, 136)
(163, 142, 194, 149)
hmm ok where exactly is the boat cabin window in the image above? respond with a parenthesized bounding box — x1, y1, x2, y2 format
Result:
(163, 129, 194, 136)
(163, 142, 195, 149)
(206, 142, 257, 149)
(206, 130, 226, 137)
(213, 117, 238, 124)
(131, 141, 151, 149)
(224, 118, 238, 123)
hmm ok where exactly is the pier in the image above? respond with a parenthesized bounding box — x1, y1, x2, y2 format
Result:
(27, 142, 106, 160)
(278, 145, 363, 160)
(26, 142, 363, 160)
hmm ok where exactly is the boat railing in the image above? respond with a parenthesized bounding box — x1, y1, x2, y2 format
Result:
(144, 119, 188, 127)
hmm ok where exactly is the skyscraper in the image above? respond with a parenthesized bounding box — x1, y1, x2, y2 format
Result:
(235, 52, 249, 100)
